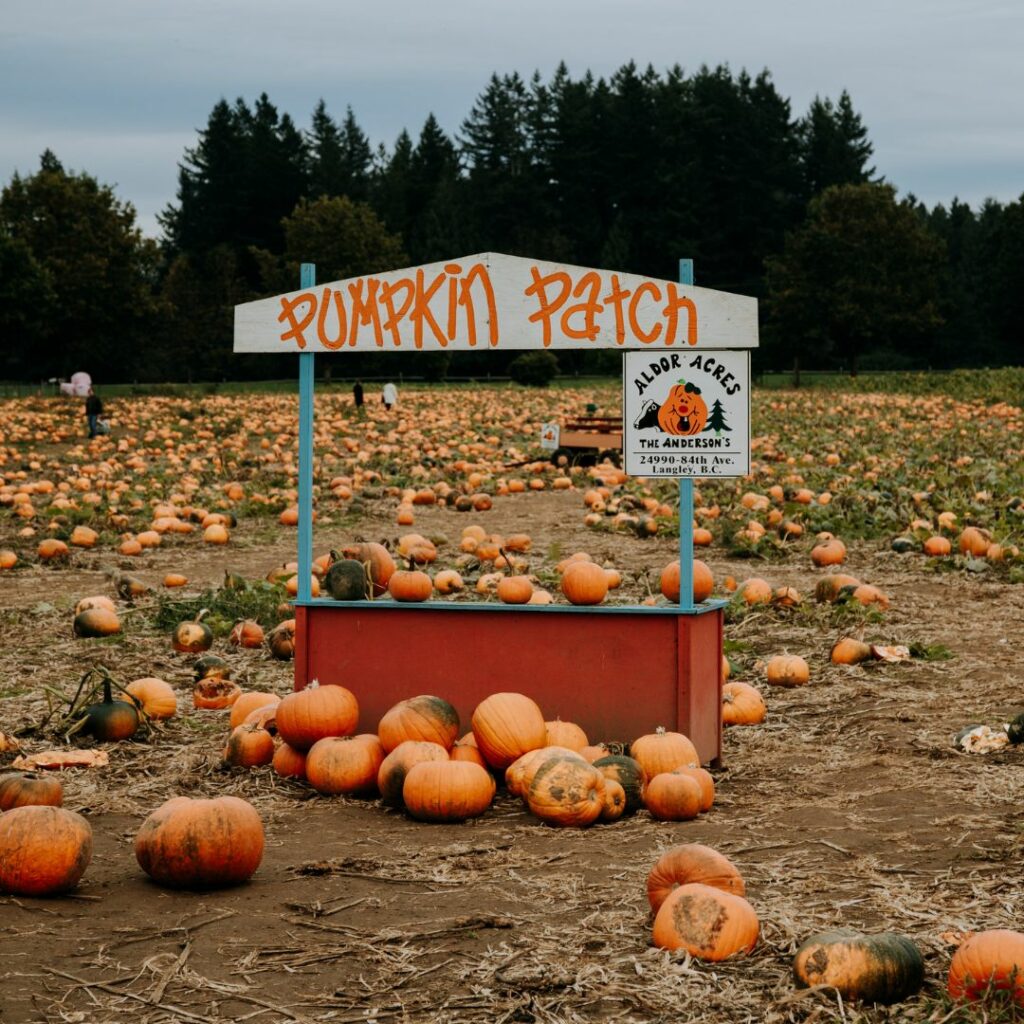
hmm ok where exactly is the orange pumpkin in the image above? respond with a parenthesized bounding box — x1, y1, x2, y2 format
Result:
(378, 695, 460, 753)
(125, 677, 178, 720)
(600, 779, 627, 821)
(644, 772, 703, 820)
(0, 805, 93, 896)
(275, 681, 359, 751)
(652, 883, 760, 960)
(223, 724, 275, 768)
(377, 740, 449, 806)
(672, 765, 715, 811)
(525, 755, 606, 827)
(544, 719, 589, 751)
(272, 742, 308, 779)
(766, 654, 810, 687)
(388, 569, 433, 602)
(560, 561, 609, 606)
(402, 760, 496, 823)
(630, 727, 698, 778)
(657, 381, 708, 436)
(134, 796, 264, 889)
(306, 735, 385, 795)
(948, 929, 1024, 1006)
(471, 692, 547, 770)
(831, 637, 873, 666)
(722, 682, 766, 726)
(229, 620, 265, 649)
(0, 772, 63, 811)
(659, 559, 714, 603)
(193, 677, 242, 710)
(647, 843, 746, 913)
(229, 692, 281, 730)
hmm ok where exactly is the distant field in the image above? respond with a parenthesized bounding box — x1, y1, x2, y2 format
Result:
(4, 366, 1023, 405)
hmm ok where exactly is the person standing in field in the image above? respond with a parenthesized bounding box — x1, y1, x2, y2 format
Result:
(381, 381, 398, 411)
(85, 387, 103, 438)
(352, 380, 364, 414)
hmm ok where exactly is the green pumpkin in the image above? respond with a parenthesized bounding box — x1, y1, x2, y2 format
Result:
(592, 755, 646, 815)
(793, 930, 924, 1005)
(325, 555, 371, 601)
(890, 537, 916, 554)
(1004, 711, 1024, 744)
(193, 654, 230, 683)
(83, 680, 140, 742)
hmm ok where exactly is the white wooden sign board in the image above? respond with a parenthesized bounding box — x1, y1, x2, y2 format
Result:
(233, 252, 758, 354)
(623, 350, 750, 478)
(539, 423, 560, 451)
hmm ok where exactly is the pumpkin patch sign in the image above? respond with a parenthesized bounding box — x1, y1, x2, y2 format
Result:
(623, 350, 749, 477)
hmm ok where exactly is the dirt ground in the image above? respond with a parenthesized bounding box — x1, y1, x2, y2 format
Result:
(2, 489, 1024, 1023)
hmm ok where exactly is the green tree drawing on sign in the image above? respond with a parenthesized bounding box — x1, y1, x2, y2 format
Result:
(706, 399, 731, 434)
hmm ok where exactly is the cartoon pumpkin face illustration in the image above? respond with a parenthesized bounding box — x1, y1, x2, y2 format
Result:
(657, 381, 708, 436)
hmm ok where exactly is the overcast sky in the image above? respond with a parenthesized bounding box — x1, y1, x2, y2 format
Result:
(2, 0, 1021, 239)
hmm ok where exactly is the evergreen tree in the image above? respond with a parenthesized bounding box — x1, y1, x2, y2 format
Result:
(160, 99, 249, 256)
(797, 91, 875, 200)
(706, 399, 731, 433)
(546, 65, 607, 265)
(373, 130, 414, 240)
(338, 106, 374, 203)
(675, 66, 802, 294)
(405, 114, 464, 262)
(307, 99, 346, 199)
(238, 94, 309, 257)
(459, 72, 551, 253)
(764, 183, 946, 374)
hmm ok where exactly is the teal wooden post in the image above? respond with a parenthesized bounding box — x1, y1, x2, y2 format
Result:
(678, 258, 695, 610)
(297, 263, 316, 603)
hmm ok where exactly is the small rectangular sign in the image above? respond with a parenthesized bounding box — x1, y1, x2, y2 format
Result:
(623, 350, 750, 478)
(539, 423, 560, 451)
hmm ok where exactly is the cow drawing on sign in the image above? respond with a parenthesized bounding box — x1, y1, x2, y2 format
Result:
(633, 400, 660, 430)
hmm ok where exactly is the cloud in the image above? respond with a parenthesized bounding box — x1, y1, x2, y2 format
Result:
(2, 0, 1021, 237)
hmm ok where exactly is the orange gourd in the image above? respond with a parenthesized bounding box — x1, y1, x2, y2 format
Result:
(652, 883, 759, 960)
(471, 692, 547, 770)
(647, 843, 746, 913)
(134, 796, 264, 889)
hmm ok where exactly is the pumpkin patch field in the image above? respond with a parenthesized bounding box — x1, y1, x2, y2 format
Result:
(1, 379, 1024, 1023)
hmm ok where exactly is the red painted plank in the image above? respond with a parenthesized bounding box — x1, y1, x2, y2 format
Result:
(296, 605, 723, 764)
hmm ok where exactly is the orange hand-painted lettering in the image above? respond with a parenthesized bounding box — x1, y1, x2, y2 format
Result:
(602, 275, 632, 345)
(347, 279, 384, 347)
(628, 281, 663, 344)
(316, 288, 347, 350)
(380, 279, 415, 346)
(277, 292, 317, 349)
(410, 269, 447, 348)
(459, 263, 500, 347)
(525, 268, 572, 347)
(559, 271, 603, 341)
(663, 284, 698, 346)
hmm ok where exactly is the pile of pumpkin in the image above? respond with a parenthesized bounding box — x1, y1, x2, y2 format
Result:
(218, 686, 718, 827)
(650, 841, 1024, 1010)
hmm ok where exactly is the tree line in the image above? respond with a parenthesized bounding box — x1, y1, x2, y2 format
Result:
(0, 62, 1021, 384)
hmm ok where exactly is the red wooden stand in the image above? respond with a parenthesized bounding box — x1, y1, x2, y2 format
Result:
(294, 601, 724, 766)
